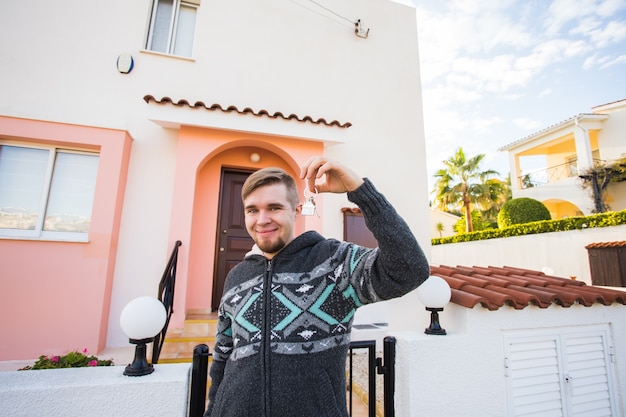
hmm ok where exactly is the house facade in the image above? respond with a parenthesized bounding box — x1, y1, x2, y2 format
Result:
(0, 0, 430, 361)
(499, 99, 626, 218)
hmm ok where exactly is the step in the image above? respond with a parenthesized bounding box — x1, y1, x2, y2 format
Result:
(156, 312, 218, 363)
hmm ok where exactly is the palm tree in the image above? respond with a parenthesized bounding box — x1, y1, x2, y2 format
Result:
(478, 177, 511, 227)
(432, 147, 500, 233)
(435, 222, 445, 238)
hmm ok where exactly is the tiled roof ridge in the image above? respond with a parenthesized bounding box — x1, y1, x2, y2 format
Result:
(143, 95, 352, 128)
(585, 241, 626, 249)
(430, 264, 626, 311)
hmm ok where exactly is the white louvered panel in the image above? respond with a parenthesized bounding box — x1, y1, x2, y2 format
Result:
(564, 333, 613, 417)
(505, 325, 618, 417)
(506, 337, 565, 417)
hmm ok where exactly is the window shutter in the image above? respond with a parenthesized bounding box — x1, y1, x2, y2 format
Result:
(563, 332, 614, 416)
(504, 325, 618, 417)
(505, 336, 565, 417)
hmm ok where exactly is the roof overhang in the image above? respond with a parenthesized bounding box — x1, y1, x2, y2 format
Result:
(143, 95, 350, 145)
(499, 113, 609, 152)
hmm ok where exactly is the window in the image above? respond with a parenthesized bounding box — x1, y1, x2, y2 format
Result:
(0, 144, 99, 240)
(146, 0, 199, 57)
(504, 325, 618, 417)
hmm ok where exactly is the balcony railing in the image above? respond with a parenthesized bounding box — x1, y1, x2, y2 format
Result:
(518, 159, 605, 189)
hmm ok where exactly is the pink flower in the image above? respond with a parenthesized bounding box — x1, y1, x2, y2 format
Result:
(83, 348, 88, 354)
(51, 356, 60, 363)
(87, 360, 98, 367)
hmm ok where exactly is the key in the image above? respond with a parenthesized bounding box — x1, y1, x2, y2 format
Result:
(302, 198, 316, 216)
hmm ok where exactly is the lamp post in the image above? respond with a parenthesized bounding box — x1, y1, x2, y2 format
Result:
(119, 296, 167, 376)
(417, 276, 451, 335)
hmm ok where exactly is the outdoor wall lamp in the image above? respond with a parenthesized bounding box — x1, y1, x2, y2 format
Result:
(120, 296, 166, 376)
(417, 275, 451, 335)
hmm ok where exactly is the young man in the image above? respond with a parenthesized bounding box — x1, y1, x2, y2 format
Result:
(205, 156, 429, 417)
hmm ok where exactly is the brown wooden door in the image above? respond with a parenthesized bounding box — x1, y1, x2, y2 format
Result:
(212, 169, 255, 310)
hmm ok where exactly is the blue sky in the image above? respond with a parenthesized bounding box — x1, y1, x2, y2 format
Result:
(398, 0, 626, 190)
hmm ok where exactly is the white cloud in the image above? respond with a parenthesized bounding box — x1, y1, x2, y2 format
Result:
(545, 0, 598, 35)
(538, 88, 552, 98)
(513, 117, 545, 131)
(587, 19, 626, 47)
(597, 0, 626, 17)
(601, 54, 626, 68)
(583, 52, 626, 69)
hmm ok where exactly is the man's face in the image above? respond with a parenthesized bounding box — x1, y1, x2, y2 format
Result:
(244, 182, 301, 258)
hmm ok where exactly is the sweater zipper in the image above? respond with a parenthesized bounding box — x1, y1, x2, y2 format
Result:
(263, 259, 272, 417)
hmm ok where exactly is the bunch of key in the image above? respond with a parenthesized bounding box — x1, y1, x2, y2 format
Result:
(302, 187, 319, 217)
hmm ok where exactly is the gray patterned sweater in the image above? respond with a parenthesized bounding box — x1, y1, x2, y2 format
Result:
(205, 178, 429, 417)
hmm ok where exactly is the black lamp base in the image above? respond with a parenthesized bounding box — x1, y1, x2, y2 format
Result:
(424, 307, 446, 335)
(124, 338, 154, 376)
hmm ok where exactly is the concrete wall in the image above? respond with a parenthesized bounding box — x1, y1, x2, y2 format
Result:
(430, 224, 626, 284)
(395, 302, 626, 417)
(0, 364, 190, 417)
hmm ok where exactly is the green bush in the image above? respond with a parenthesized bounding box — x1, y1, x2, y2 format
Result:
(18, 349, 114, 370)
(497, 197, 551, 228)
(453, 210, 492, 234)
(432, 209, 626, 245)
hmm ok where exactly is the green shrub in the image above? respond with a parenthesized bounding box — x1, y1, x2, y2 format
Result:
(497, 197, 551, 228)
(18, 349, 114, 370)
(431, 209, 626, 245)
(453, 210, 492, 234)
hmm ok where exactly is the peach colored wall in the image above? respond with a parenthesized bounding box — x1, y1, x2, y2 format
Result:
(168, 126, 322, 324)
(0, 116, 131, 360)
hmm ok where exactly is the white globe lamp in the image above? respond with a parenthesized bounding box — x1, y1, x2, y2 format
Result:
(120, 296, 167, 376)
(416, 276, 451, 335)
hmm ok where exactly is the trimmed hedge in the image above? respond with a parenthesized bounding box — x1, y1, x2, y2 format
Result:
(432, 209, 626, 246)
(497, 197, 551, 228)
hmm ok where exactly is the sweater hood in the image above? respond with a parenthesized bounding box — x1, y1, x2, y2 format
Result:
(244, 230, 326, 259)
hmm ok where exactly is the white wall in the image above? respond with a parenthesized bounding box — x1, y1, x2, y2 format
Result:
(430, 225, 626, 284)
(395, 302, 626, 417)
(0, 364, 190, 417)
(430, 209, 460, 238)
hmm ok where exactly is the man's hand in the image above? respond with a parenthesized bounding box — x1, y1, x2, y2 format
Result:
(299, 156, 364, 194)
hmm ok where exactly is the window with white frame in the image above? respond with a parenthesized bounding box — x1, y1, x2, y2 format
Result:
(146, 0, 199, 57)
(0, 143, 99, 240)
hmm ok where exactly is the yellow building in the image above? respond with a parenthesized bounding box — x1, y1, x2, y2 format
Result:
(500, 99, 626, 218)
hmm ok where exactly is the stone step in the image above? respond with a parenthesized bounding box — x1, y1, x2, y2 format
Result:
(157, 312, 217, 363)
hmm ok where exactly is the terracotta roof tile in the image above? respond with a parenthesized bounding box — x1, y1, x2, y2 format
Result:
(143, 95, 352, 128)
(431, 265, 626, 310)
(489, 274, 530, 287)
(450, 289, 490, 310)
(585, 241, 626, 249)
(450, 273, 490, 288)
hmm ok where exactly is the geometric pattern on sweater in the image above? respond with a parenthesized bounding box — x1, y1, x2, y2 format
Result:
(215, 245, 373, 361)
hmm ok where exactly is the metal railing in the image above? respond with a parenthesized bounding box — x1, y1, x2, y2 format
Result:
(188, 337, 397, 417)
(152, 240, 182, 364)
(518, 159, 606, 189)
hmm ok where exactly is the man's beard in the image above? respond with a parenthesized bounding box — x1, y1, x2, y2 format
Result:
(257, 238, 286, 255)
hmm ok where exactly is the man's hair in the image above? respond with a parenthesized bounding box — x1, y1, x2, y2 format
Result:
(242, 167, 300, 209)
